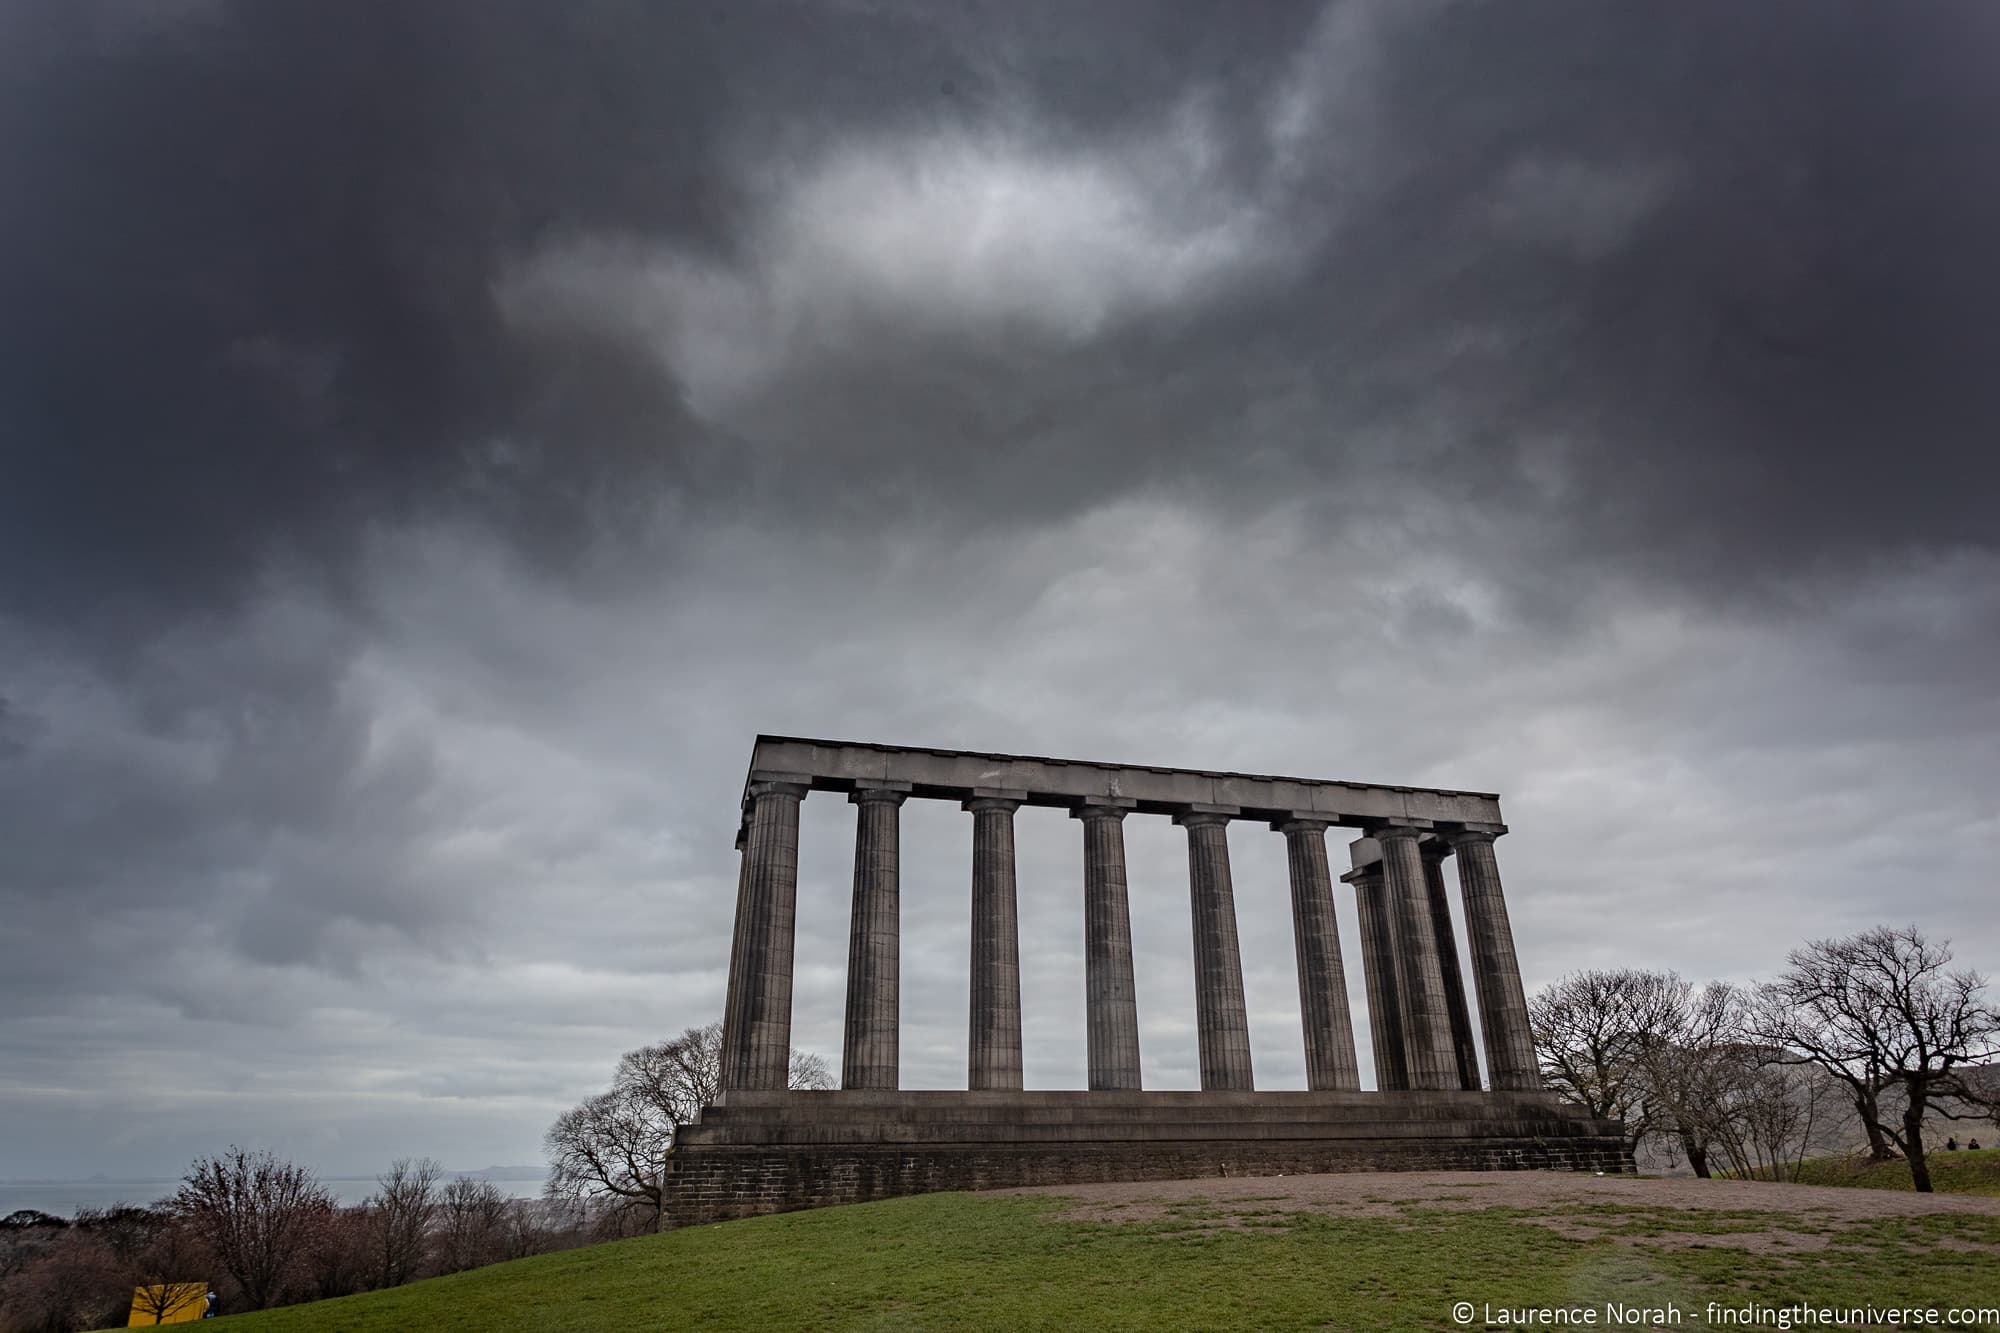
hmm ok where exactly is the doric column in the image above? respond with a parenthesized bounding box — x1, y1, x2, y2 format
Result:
(1175, 807, 1254, 1091)
(1448, 827, 1541, 1091)
(1072, 798, 1142, 1090)
(719, 828, 754, 1091)
(842, 783, 909, 1090)
(1279, 818, 1361, 1091)
(719, 779, 807, 1091)
(966, 792, 1025, 1091)
(1343, 859, 1407, 1091)
(1422, 840, 1484, 1091)
(1375, 825, 1460, 1091)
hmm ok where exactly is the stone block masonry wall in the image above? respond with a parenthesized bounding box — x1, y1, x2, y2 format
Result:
(662, 1137, 1636, 1229)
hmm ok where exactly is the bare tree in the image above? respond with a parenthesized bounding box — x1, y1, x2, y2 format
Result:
(364, 1157, 440, 1289)
(1751, 925, 2000, 1191)
(0, 1226, 128, 1333)
(171, 1146, 334, 1310)
(1531, 968, 1686, 1153)
(113, 1210, 211, 1327)
(1628, 979, 1744, 1177)
(790, 1047, 834, 1092)
(1727, 1058, 1842, 1182)
(301, 1205, 373, 1302)
(435, 1178, 512, 1274)
(544, 1022, 832, 1231)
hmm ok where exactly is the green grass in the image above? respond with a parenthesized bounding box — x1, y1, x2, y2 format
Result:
(1735, 1146, 2000, 1195)
(209, 1184, 2000, 1332)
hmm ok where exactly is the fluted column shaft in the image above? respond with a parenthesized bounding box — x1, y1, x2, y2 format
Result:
(1423, 843, 1484, 1091)
(1376, 825, 1460, 1090)
(1074, 801, 1142, 1090)
(1280, 820, 1361, 1091)
(720, 781, 806, 1091)
(1177, 810, 1254, 1091)
(842, 787, 906, 1090)
(1450, 829, 1542, 1091)
(1346, 864, 1407, 1091)
(967, 796, 1024, 1090)
(719, 835, 754, 1090)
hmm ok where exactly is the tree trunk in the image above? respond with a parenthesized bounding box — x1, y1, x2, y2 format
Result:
(1852, 1083, 1894, 1160)
(1679, 1131, 1711, 1180)
(1903, 1097, 1933, 1193)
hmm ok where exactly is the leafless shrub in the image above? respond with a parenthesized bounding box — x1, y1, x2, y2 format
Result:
(171, 1146, 334, 1310)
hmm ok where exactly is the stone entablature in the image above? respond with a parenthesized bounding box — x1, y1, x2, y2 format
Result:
(738, 735, 1506, 830)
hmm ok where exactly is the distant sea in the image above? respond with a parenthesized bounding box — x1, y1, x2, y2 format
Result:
(1, 1170, 545, 1219)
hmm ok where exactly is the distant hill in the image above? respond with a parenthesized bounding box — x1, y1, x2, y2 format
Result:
(449, 1165, 545, 1182)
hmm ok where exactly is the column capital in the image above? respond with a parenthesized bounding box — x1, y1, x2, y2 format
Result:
(747, 780, 809, 801)
(1444, 822, 1508, 846)
(1420, 836, 1452, 865)
(1173, 803, 1240, 828)
(963, 793, 1023, 814)
(1070, 796, 1136, 822)
(849, 782, 912, 806)
(1368, 821, 1431, 842)
(1274, 814, 1334, 835)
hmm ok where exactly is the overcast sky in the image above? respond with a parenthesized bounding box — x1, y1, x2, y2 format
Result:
(4, 0, 1997, 1184)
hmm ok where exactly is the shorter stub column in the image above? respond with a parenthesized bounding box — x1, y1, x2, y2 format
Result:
(1073, 798, 1142, 1091)
(1343, 855, 1407, 1092)
(1374, 825, 1461, 1091)
(1278, 817, 1361, 1091)
(1176, 806, 1254, 1092)
(1449, 826, 1542, 1091)
(842, 783, 909, 1090)
(1422, 840, 1484, 1092)
(966, 792, 1025, 1091)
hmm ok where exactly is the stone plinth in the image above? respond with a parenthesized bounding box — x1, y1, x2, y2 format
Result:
(665, 1090, 1631, 1227)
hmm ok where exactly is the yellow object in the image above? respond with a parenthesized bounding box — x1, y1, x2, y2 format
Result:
(127, 1282, 207, 1325)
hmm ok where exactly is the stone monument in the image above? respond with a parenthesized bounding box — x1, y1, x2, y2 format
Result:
(664, 736, 1629, 1226)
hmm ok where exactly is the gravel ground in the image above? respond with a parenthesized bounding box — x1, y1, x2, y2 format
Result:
(1000, 1170, 2000, 1253)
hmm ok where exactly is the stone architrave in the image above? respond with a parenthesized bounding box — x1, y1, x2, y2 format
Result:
(1279, 818, 1361, 1091)
(1374, 825, 1460, 1091)
(1176, 808, 1254, 1091)
(1449, 827, 1542, 1091)
(842, 784, 909, 1090)
(719, 779, 807, 1091)
(1422, 840, 1484, 1092)
(1073, 798, 1142, 1091)
(966, 793, 1025, 1090)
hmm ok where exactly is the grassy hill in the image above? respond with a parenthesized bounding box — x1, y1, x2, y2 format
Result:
(1736, 1146, 2000, 1195)
(205, 1173, 2000, 1332)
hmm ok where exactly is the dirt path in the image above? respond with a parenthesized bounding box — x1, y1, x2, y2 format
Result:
(1001, 1170, 2000, 1253)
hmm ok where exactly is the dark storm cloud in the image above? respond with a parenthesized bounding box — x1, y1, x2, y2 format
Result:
(5, 2, 733, 647)
(1398, 1, 2000, 587)
(453, 0, 2000, 617)
(11, 0, 1996, 644)
(2, 0, 1327, 644)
